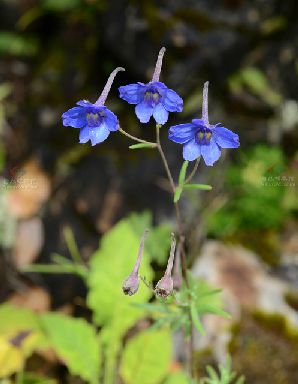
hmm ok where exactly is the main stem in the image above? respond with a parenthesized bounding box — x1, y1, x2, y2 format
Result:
(155, 125, 195, 377)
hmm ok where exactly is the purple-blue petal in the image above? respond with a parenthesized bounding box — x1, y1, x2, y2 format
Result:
(89, 124, 110, 146)
(192, 118, 206, 127)
(153, 103, 169, 125)
(200, 138, 221, 166)
(182, 138, 201, 161)
(104, 108, 119, 132)
(162, 88, 183, 112)
(63, 116, 86, 128)
(79, 127, 90, 143)
(168, 123, 197, 144)
(119, 83, 146, 104)
(76, 100, 95, 108)
(213, 126, 240, 149)
(135, 101, 153, 123)
(62, 106, 87, 128)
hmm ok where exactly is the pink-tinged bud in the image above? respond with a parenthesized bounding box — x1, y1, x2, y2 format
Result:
(155, 275, 174, 298)
(154, 233, 176, 298)
(122, 273, 140, 296)
(122, 229, 149, 296)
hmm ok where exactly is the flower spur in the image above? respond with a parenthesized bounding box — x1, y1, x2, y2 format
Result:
(118, 47, 183, 125)
(168, 81, 240, 166)
(62, 67, 125, 146)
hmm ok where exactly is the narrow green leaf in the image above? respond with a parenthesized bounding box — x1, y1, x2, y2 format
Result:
(190, 303, 205, 335)
(184, 184, 212, 190)
(129, 143, 156, 149)
(174, 186, 183, 203)
(178, 161, 189, 185)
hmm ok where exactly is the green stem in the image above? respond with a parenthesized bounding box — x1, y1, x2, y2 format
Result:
(155, 124, 195, 377)
(119, 127, 157, 146)
(22, 264, 88, 280)
(184, 157, 200, 184)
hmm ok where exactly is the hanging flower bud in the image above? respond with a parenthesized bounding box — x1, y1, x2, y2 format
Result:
(122, 229, 149, 296)
(155, 233, 176, 298)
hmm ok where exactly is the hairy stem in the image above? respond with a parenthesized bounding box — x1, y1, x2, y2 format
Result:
(155, 124, 194, 376)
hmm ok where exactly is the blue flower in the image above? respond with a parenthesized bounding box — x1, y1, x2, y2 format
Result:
(62, 67, 124, 145)
(118, 48, 183, 125)
(168, 82, 239, 166)
(62, 100, 119, 146)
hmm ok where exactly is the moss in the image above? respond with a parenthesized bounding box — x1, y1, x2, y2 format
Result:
(230, 312, 298, 384)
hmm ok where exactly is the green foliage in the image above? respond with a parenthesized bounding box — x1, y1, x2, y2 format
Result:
(134, 272, 229, 337)
(0, 32, 38, 56)
(40, 313, 100, 384)
(129, 143, 157, 149)
(199, 357, 245, 384)
(229, 67, 281, 106)
(129, 211, 172, 264)
(164, 371, 190, 384)
(184, 184, 212, 190)
(0, 304, 48, 355)
(120, 329, 172, 384)
(87, 215, 153, 334)
(174, 161, 211, 202)
(206, 145, 289, 237)
(42, 0, 81, 11)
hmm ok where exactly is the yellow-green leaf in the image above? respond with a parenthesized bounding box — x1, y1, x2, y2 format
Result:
(120, 329, 172, 384)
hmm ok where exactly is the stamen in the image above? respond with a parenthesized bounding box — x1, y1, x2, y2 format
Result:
(95, 67, 125, 106)
(202, 81, 209, 126)
(152, 47, 166, 82)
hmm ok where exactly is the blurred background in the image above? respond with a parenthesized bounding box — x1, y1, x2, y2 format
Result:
(0, 0, 298, 383)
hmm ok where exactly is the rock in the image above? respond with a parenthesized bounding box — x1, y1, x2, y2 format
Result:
(191, 240, 298, 362)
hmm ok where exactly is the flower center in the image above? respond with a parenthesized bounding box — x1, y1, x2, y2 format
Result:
(196, 126, 212, 145)
(87, 112, 103, 127)
(144, 87, 161, 106)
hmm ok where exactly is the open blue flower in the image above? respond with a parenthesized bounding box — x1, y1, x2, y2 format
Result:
(62, 67, 124, 145)
(169, 82, 239, 166)
(62, 100, 119, 146)
(118, 48, 183, 125)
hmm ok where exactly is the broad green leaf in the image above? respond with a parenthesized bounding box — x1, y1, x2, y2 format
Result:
(190, 303, 205, 335)
(40, 313, 100, 384)
(87, 215, 153, 335)
(120, 329, 172, 384)
(129, 143, 156, 149)
(178, 161, 189, 185)
(184, 184, 212, 190)
(174, 186, 183, 203)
